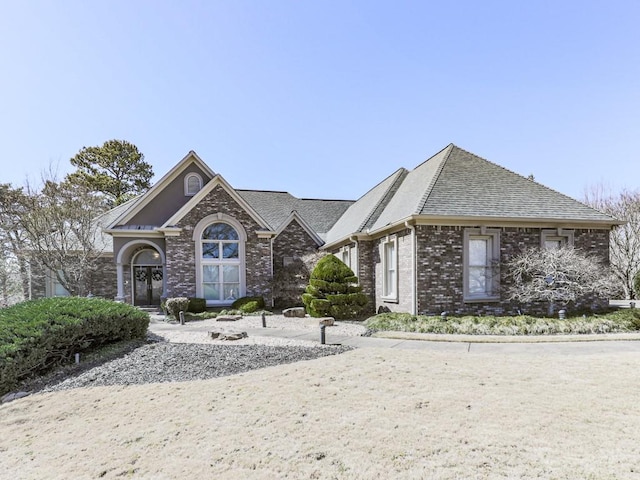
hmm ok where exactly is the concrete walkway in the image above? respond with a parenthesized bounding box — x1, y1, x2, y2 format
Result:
(148, 318, 640, 355)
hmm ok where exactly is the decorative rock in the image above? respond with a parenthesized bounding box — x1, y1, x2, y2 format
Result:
(318, 317, 335, 326)
(216, 315, 242, 322)
(283, 307, 306, 318)
(208, 330, 247, 341)
(219, 332, 248, 341)
(1, 391, 30, 403)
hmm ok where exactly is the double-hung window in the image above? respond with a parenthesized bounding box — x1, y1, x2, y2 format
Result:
(464, 228, 500, 301)
(382, 237, 397, 301)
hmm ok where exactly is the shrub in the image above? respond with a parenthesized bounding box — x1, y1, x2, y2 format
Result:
(634, 272, 640, 300)
(0, 297, 149, 396)
(302, 255, 369, 319)
(164, 297, 190, 319)
(231, 296, 266, 314)
(505, 246, 616, 315)
(364, 311, 639, 335)
(188, 297, 207, 313)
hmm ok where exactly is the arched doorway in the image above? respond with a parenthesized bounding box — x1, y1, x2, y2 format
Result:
(132, 249, 163, 306)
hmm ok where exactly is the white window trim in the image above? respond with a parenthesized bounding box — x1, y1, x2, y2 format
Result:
(184, 173, 203, 196)
(381, 236, 398, 302)
(541, 228, 574, 249)
(193, 214, 246, 306)
(463, 228, 500, 302)
(339, 246, 350, 269)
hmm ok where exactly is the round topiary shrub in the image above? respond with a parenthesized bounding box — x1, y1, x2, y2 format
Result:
(165, 297, 190, 319)
(302, 255, 369, 319)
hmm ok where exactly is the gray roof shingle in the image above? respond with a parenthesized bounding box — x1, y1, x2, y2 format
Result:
(237, 190, 354, 240)
(324, 168, 408, 244)
(326, 144, 618, 244)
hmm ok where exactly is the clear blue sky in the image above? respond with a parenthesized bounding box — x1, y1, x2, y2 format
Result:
(1, 1, 638, 201)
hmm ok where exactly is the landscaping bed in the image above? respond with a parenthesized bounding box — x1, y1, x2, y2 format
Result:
(365, 309, 640, 336)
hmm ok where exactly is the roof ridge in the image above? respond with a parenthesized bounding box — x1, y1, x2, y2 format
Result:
(236, 189, 292, 194)
(450, 145, 618, 221)
(416, 144, 454, 214)
(358, 168, 409, 232)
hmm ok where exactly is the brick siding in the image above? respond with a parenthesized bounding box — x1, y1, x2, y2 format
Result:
(168, 184, 273, 304)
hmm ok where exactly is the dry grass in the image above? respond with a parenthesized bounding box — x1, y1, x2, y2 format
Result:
(2, 347, 640, 479)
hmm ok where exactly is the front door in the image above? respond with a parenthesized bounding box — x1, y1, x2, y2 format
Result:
(132, 249, 163, 306)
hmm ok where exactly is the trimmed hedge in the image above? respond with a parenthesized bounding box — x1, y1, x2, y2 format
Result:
(188, 297, 207, 313)
(302, 255, 369, 319)
(0, 297, 149, 396)
(165, 297, 189, 319)
(231, 296, 266, 314)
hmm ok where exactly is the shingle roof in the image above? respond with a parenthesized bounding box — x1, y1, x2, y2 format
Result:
(92, 198, 139, 253)
(325, 144, 618, 245)
(324, 168, 407, 244)
(236, 190, 354, 240)
(415, 145, 616, 222)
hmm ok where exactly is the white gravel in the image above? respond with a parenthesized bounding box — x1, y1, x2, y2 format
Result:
(151, 314, 368, 347)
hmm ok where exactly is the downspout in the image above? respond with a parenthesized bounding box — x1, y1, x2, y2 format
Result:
(405, 221, 417, 315)
(270, 236, 275, 308)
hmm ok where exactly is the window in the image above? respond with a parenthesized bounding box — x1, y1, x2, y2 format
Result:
(382, 237, 397, 300)
(341, 248, 350, 267)
(49, 269, 70, 297)
(184, 173, 203, 196)
(201, 222, 240, 302)
(541, 229, 574, 250)
(464, 229, 500, 301)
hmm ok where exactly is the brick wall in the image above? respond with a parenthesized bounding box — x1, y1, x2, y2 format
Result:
(354, 225, 612, 316)
(272, 219, 320, 277)
(168, 184, 273, 304)
(89, 256, 117, 299)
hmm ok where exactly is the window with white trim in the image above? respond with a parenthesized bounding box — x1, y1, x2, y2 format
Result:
(541, 229, 574, 250)
(382, 237, 397, 300)
(184, 173, 203, 196)
(464, 229, 500, 301)
(49, 269, 70, 297)
(201, 222, 240, 302)
(340, 247, 350, 268)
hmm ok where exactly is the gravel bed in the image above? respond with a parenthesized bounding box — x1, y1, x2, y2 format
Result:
(39, 342, 352, 394)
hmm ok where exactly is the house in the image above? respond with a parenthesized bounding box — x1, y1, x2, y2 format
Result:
(30, 144, 620, 315)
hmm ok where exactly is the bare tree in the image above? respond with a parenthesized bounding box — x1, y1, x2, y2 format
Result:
(0, 254, 22, 305)
(505, 246, 616, 315)
(0, 183, 30, 299)
(583, 185, 640, 299)
(18, 172, 109, 296)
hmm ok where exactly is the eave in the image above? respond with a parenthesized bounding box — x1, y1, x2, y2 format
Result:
(103, 229, 165, 238)
(322, 214, 622, 250)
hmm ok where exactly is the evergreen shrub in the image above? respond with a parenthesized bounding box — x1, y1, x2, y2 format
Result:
(0, 297, 149, 396)
(165, 297, 190, 319)
(302, 255, 369, 319)
(187, 297, 207, 313)
(231, 296, 266, 314)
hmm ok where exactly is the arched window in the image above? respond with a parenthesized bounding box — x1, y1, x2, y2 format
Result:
(184, 173, 203, 196)
(201, 222, 241, 302)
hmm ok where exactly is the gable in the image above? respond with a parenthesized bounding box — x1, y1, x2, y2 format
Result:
(106, 151, 215, 230)
(162, 176, 271, 231)
(126, 162, 211, 227)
